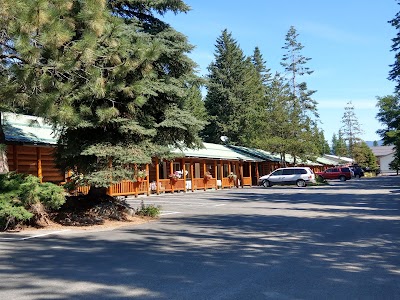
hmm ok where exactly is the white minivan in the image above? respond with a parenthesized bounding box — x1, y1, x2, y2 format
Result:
(258, 167, 316, 187)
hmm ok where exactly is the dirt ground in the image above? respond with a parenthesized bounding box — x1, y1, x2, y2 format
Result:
(13, 214, 156, 233)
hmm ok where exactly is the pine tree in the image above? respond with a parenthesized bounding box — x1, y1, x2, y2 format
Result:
(376, 94, 400, 174)
(335, 130, 349, 157)
(203, 29, 263, 145)
(252, 47, 272, 86)
(388, 2, 400, 92)
(0, 0, 205, 190)
(376, 95, 400, 145)
(341, 101, 363, 158)
(280, 26, 319, 164)
(256, 73, 293, 166)
(352, 141, 378, 170)
(331, 133, 338, 155)
(281, 26, 318, 115)
(183, 85, 208, 123)
(314, 126, 330, 155)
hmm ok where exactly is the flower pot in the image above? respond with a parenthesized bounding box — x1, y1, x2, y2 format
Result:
(204, 175, 212, 181)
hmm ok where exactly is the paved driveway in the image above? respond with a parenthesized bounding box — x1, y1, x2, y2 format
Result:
(1, 176, 399, 299)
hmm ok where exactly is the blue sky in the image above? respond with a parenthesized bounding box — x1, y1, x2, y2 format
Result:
(162, 0, 399, 143)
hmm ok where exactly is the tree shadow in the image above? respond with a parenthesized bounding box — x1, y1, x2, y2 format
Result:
(0, 177, 399, 299)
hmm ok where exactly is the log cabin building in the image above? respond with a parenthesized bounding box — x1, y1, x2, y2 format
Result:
(1, 112, 339, 197)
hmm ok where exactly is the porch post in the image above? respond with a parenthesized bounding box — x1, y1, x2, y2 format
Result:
(146, 163, 150, 196)
(248, 161, 252, 187)
(182, 158, 186, 192)
(239, 161, 243, 188)
(170, 160, 174, 193)
(36, 147, 42, 182)
(214, 160, 217, 189)
(156, 158, 160, 195)
(256, 162, 259, 182)
(134, 164, 139, 198)
(203, 159, 206, 191)
(190, 158, 194, 192)
(220, 160, 224, 188)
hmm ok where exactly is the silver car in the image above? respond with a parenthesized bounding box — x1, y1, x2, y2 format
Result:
(258, 167, 316, 187)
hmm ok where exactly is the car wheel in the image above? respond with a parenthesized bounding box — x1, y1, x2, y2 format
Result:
(296, 179, 306, 187)
(263, 180, 271, 187)
(355, 174, 360, 179)
(339, 175, 346, 181)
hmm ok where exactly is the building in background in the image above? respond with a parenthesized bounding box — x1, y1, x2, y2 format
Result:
(370, 146, 396, 174)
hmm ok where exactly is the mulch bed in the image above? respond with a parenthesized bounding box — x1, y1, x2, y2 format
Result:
(52, 195, 134, 226)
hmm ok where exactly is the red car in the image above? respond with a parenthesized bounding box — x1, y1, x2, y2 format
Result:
(316, 167, 352, 181)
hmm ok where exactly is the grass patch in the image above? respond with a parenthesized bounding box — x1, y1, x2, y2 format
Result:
(136, 200, 161, 218)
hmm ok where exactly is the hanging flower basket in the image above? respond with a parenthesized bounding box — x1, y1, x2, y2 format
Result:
(204, 171, 212, 181)
(169, 171, 180, 183)
(227, 172, 237, 182)
(136, 169, 148, 183)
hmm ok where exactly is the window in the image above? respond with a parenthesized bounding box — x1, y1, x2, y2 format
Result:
(282, 169, 295, 175)
(271, 169, 283, 176)
(173, 162, 181, 172)
(185, 163, 191, 179)
(194, 163, 201, 178)
(294, 168, 307, 174)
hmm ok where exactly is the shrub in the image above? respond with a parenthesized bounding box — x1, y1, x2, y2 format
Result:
(136, 200, 161, 218)
(0, 172, 66, 230)
(0, 199, 33, 230)
(314, 175, 328, 185)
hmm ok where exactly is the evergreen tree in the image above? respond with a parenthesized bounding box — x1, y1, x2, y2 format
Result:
(332, 130, 349, 157)
(183, 85, 208, 123)
(0, 0, 205, 189)
(376, 94, 400, 174)
(388, 1, 400, 92)
(203, 29, 263, 145)
(314, 126, 330, 155)
(257, 73, 293, 166)
(352, 141, 378, 170)
(376, 95, 400, 145)
(281, 26, 318, 116)
(331, 133, 338, 155)
(341, 101, 363, 158)
(252, 47, 272, 86)
(279, 26, 319, 164)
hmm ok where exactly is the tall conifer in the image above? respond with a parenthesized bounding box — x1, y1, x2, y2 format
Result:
(203, 30, 263, 145)
(0, 0, 204, 189)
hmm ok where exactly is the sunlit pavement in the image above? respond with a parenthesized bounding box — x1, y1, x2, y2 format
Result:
(1, 176, 399, 299)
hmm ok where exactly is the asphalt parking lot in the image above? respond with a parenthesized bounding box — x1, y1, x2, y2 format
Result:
(1, 176, 399, 299)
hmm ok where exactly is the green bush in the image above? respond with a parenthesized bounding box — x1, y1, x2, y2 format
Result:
(136, 200, 161, 218)
(0, 172, 66, 230)
(314, 175, 328, 185)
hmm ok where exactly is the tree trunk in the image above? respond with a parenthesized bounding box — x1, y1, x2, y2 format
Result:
(0, 145, 9, 174)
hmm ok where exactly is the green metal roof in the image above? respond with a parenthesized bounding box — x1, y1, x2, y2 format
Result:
(171, 142, 263, 161)
(1, 112, 58, 145)
(227, 145, 281, 162)
(316, 156, 338, 165)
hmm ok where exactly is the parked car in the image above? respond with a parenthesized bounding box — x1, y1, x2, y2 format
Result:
(350, 166, 364, 178)
(258, 167, 316, 187)
(316, 167, 352, 181)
